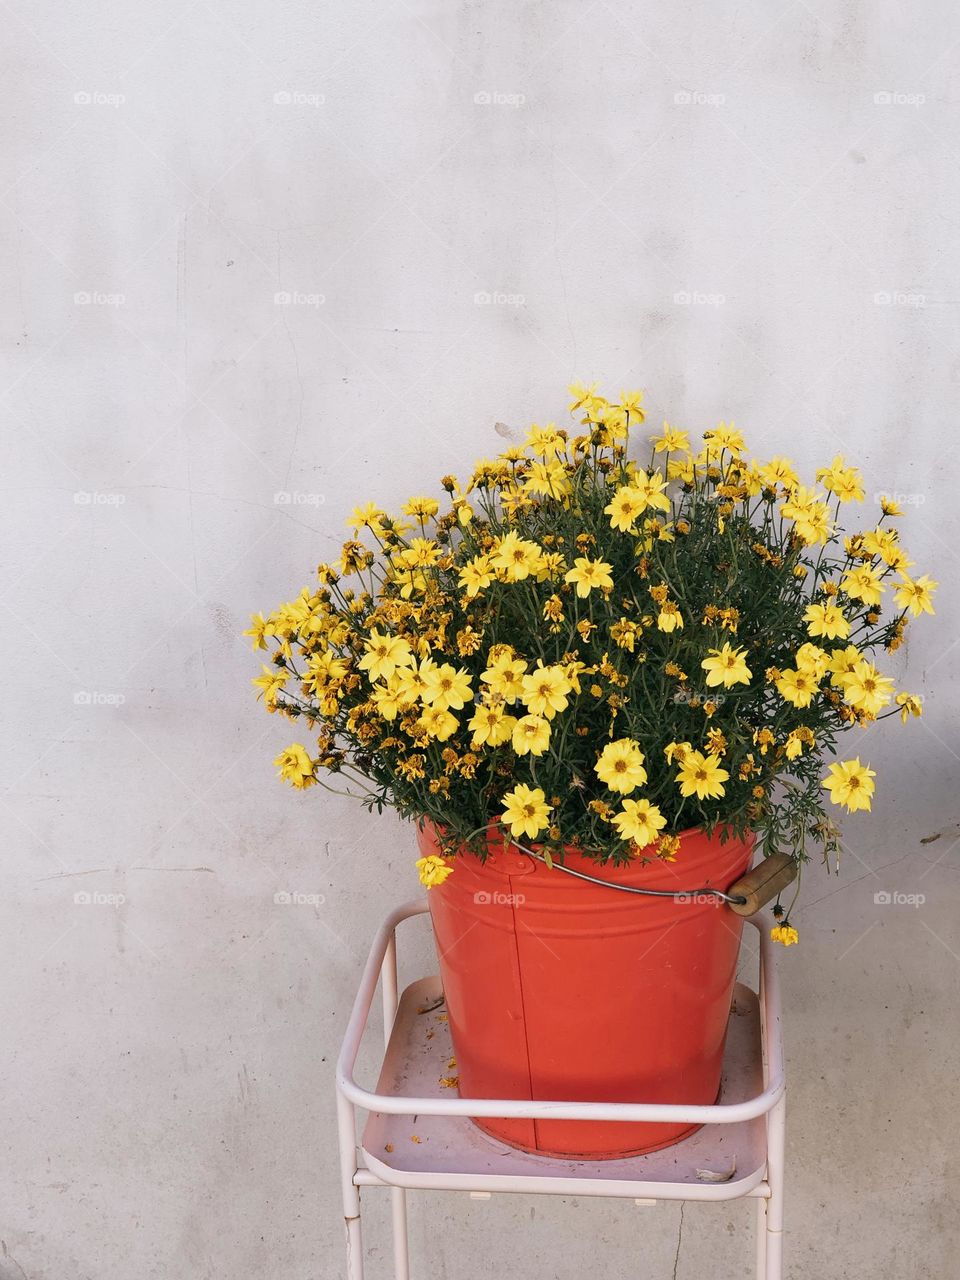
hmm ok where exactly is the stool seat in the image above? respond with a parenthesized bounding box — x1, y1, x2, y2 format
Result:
(362, 975, 767, 1202)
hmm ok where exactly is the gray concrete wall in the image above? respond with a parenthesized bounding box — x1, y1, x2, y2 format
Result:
(1, 1, 958, 1276)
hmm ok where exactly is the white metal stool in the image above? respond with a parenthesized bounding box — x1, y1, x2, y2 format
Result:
(336, 900, 785, 1279)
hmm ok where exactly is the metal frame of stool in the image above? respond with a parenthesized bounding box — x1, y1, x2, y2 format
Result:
(336, 899, 785, 1279)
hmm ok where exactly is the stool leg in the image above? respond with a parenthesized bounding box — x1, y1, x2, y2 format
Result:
(764, 1094, 786, 1280)
(391, 1186, 409, 1280)
(755, 1195, 767, 1278)
(338, 1091, 365, 1280)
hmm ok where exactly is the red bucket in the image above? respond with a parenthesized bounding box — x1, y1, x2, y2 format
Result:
(418, 821, 754, 1159)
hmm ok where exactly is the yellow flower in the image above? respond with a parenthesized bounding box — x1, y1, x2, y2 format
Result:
(841, 564, 884, 607)
(652, 424, 689, 452)
(894, 573, 937, 617)
(701, 643, 752, 688)
(664, 740, 691, 764)
(524, 459, 571, 499)
(894, 692, 923, 723)
(604, 485, 648, 532)
(244, 612, 272, 650)
(347, 502, 386, 534)
(416, 854, 454, 888)
(520, 663, 572, 720)
(784, 731, 804, 760)
(775, 668, 819, 709)
(458, 554, 494, 597)
(840, 660, 894, 716)
(417, 706, 459, 741)
(657, 601, 684, 632)
(827, 644, 862, 686)
(400, 537, 441, 568)
(252, 664, 288, 709)
(358, 631, 415, 683)
(879, 495, 904, 517)
(394, 657, 436, 703)
(402, 496, 440, 520)
(632, 470, 672, 513)
(676, 750, 729, 800)
(619, 389, 646, 420)
(794, 643, 830, 679)
(704, 423, 746, 454)
(568, 380, 599, 412)
(771, 924, 799, 946)
(274, 743, 315, 788)
(613, 797, 667, 847)
(481, 653, 527, 702)
(817, 455, 864, 503)
(758, 457, 799, 491)
(526, 422, 565, 456)
(468, 703, 517, 746)
(780, 487, 833, 544)
(501, 784, 552, 839)
(421, 663, 473, 711)
(512, 715, 551, 756)
(803, 602, 850, 640)
(491, 531, 544, 582)
(595, 738, 648, 794)
(823, 757, 876, 812)
(860, 527, 900, 564)
(564, 556, 614, 597)
(371, 677, 407, 721)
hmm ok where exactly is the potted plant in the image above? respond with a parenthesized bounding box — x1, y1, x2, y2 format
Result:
(248, 383, 935, 1158)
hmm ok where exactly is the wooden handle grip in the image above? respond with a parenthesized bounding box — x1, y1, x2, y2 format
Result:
(727, 853, 797, 916)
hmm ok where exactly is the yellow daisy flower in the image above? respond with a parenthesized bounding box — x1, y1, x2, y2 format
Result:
(501, 784, 552, 839)
(358, 631, 415, 683)
(676, 750, 729, 800)
(564, 556, 614, 597)
(512, 715, 551, 756)
(823, 758, 875, 812)
(701, 643, 752, 688)
(839, 661, 894, 716)
(520, 663, 573, 720)
(775, 667, 819, 709)
(595, 738, 648, 794)
(803, 602, 850, 640)
(416, 854, 454, 887)
(893, 573, 937, 617)
(274, 743, 315, 788)
(612, 797, 666, 847)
